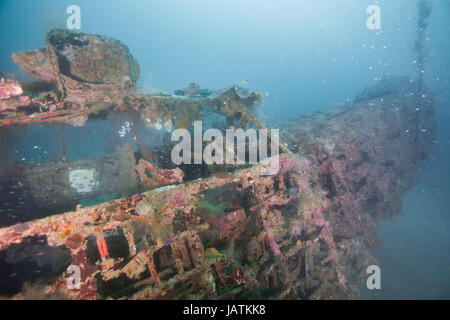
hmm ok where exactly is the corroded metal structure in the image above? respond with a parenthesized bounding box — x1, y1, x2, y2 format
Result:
(0, 30, 436, 300)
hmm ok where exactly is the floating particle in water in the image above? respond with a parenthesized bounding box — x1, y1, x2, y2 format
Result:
(118, 121, 131, 137)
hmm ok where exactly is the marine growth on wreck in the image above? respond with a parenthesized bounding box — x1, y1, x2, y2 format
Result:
(0, 0, 446, 301)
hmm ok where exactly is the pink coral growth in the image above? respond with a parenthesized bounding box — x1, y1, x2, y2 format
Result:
(218, 210, 240, 231)
(267, 231, 281, 257)
(337, 268, 347, 291)
(262, 218, 281, 257)
(320, 225, 335, 251)
(279, 157, 299, 172)
(313, 208, 326, 227)
(0, 78, 23, 100)
(171, 191, 185, 208)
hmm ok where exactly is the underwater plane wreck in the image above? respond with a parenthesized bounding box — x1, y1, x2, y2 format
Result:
(0, 29, 436, 299)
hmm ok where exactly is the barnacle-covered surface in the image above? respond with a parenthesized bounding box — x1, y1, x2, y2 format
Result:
(0, 87, 436, 299)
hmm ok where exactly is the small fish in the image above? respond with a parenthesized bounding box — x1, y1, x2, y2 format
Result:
(214, 172, 231, 179)
(240, 80, 249, 85)
(206, 247, 225, 258)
